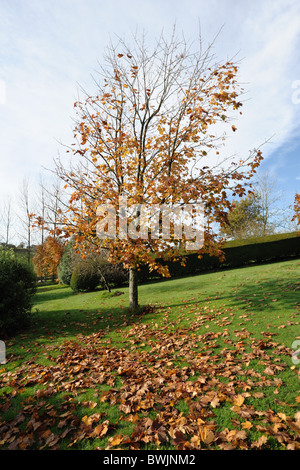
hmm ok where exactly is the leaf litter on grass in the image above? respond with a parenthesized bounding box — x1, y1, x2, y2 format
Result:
(0, 308, 299, 451)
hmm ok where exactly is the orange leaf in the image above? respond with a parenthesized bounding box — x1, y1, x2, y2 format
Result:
(242, 421, 253, 430)
(233, 394, 245, 407)
(109, 435, 123, 447)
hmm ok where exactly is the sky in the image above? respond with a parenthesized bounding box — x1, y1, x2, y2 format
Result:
(0, 0, 300, 242)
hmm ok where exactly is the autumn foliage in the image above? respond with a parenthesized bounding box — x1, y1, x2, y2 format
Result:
(293, 193, 300, 228)
(33, 236, 65, 279)
(50, 31, 264, 308)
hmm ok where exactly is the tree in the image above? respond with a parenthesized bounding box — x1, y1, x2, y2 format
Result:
(221, 171, 298, 239)
(253, 171, 284, 235)
(36, 175, 47, 245)
(0, 196, 14, 246)
(220, 192, 264, 239)
(19, 177, 35, 263)
(33, 236, 65, 280)
(36, 175, 66, 237)
(292, 193, 300, 228)
(50, 29, 263, 310)
(57, 238, 79, 285)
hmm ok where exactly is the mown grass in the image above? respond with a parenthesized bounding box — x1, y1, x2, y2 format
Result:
(0, 258, 299, 450)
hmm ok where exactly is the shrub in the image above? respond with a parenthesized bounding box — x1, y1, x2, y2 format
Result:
(70, 258, 100, 292)
(58, 239, 128, 290)
(0, 247, 37, 336)
(99, 262, 128, 287)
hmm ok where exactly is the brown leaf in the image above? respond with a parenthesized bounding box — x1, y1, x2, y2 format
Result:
(199, 426, 215, 445)
(251, 435, 268, 448)
(92, 421, 109, 437)
(264, 366, 275, 375)
(233, 394, 245, 407)
(210, 396, 220, 408)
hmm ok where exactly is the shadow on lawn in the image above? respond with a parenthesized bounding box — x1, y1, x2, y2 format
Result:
(12, 263, 300, 348)
(34, 286, 74, 304)
(29, 303, 157, 345)
(34, 284, 114, 305)
(167, 275, 300, 314)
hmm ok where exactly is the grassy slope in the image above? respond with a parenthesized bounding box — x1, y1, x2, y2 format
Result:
(0, 258, 299, 450)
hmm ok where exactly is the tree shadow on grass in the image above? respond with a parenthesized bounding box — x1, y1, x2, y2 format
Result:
(166, 274, 300, 315)
(15, 302, 156, 352)
(34, 284, 114, 305)
(34, 286, 74, 304)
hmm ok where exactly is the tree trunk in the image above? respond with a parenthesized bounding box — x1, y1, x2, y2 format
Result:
(129, 267, 138, 311)
(98, 265, 111, 292)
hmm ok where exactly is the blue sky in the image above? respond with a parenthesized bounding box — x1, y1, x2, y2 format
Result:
(0, 0, 300, 238)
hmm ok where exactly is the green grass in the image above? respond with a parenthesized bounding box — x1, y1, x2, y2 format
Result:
(1, 258, 300, 450)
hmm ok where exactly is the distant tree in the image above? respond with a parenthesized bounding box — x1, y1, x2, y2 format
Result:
(254, 171, 284, 235)
(36, 175, 47, 245)
(292, 193, 300, 228)
(18, 177, 35, 263)
(0, 196, 14, 245)
(221, 170, 298, 239)
(33, 236, 65, 280)
(220, 192, 265, 239)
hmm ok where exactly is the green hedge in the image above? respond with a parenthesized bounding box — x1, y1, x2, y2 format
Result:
(224, 231, 299, 248)
(138, 232, 300, 282)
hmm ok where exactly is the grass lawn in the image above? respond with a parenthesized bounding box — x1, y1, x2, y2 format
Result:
(0, 258, 300, 450)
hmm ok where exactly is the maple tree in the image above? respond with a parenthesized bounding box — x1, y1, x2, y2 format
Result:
(52, 29, 263, 309)
(33, 236, 65, 280)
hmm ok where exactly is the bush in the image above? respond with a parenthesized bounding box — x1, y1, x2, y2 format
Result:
(0, 247, 37, 336)
(70, 258, 100, 292)
(99, 262, 128, 287)
(58, 239, 128, 289)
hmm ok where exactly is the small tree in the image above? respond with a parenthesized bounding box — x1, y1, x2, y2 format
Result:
(33, 236, 65, 280)
(50, 28, 263, 310)
(57, 238, 78, 285)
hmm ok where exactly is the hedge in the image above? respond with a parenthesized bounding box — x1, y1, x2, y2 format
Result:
(224, 231, 299, 248)
(137, 232, 300, 282)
